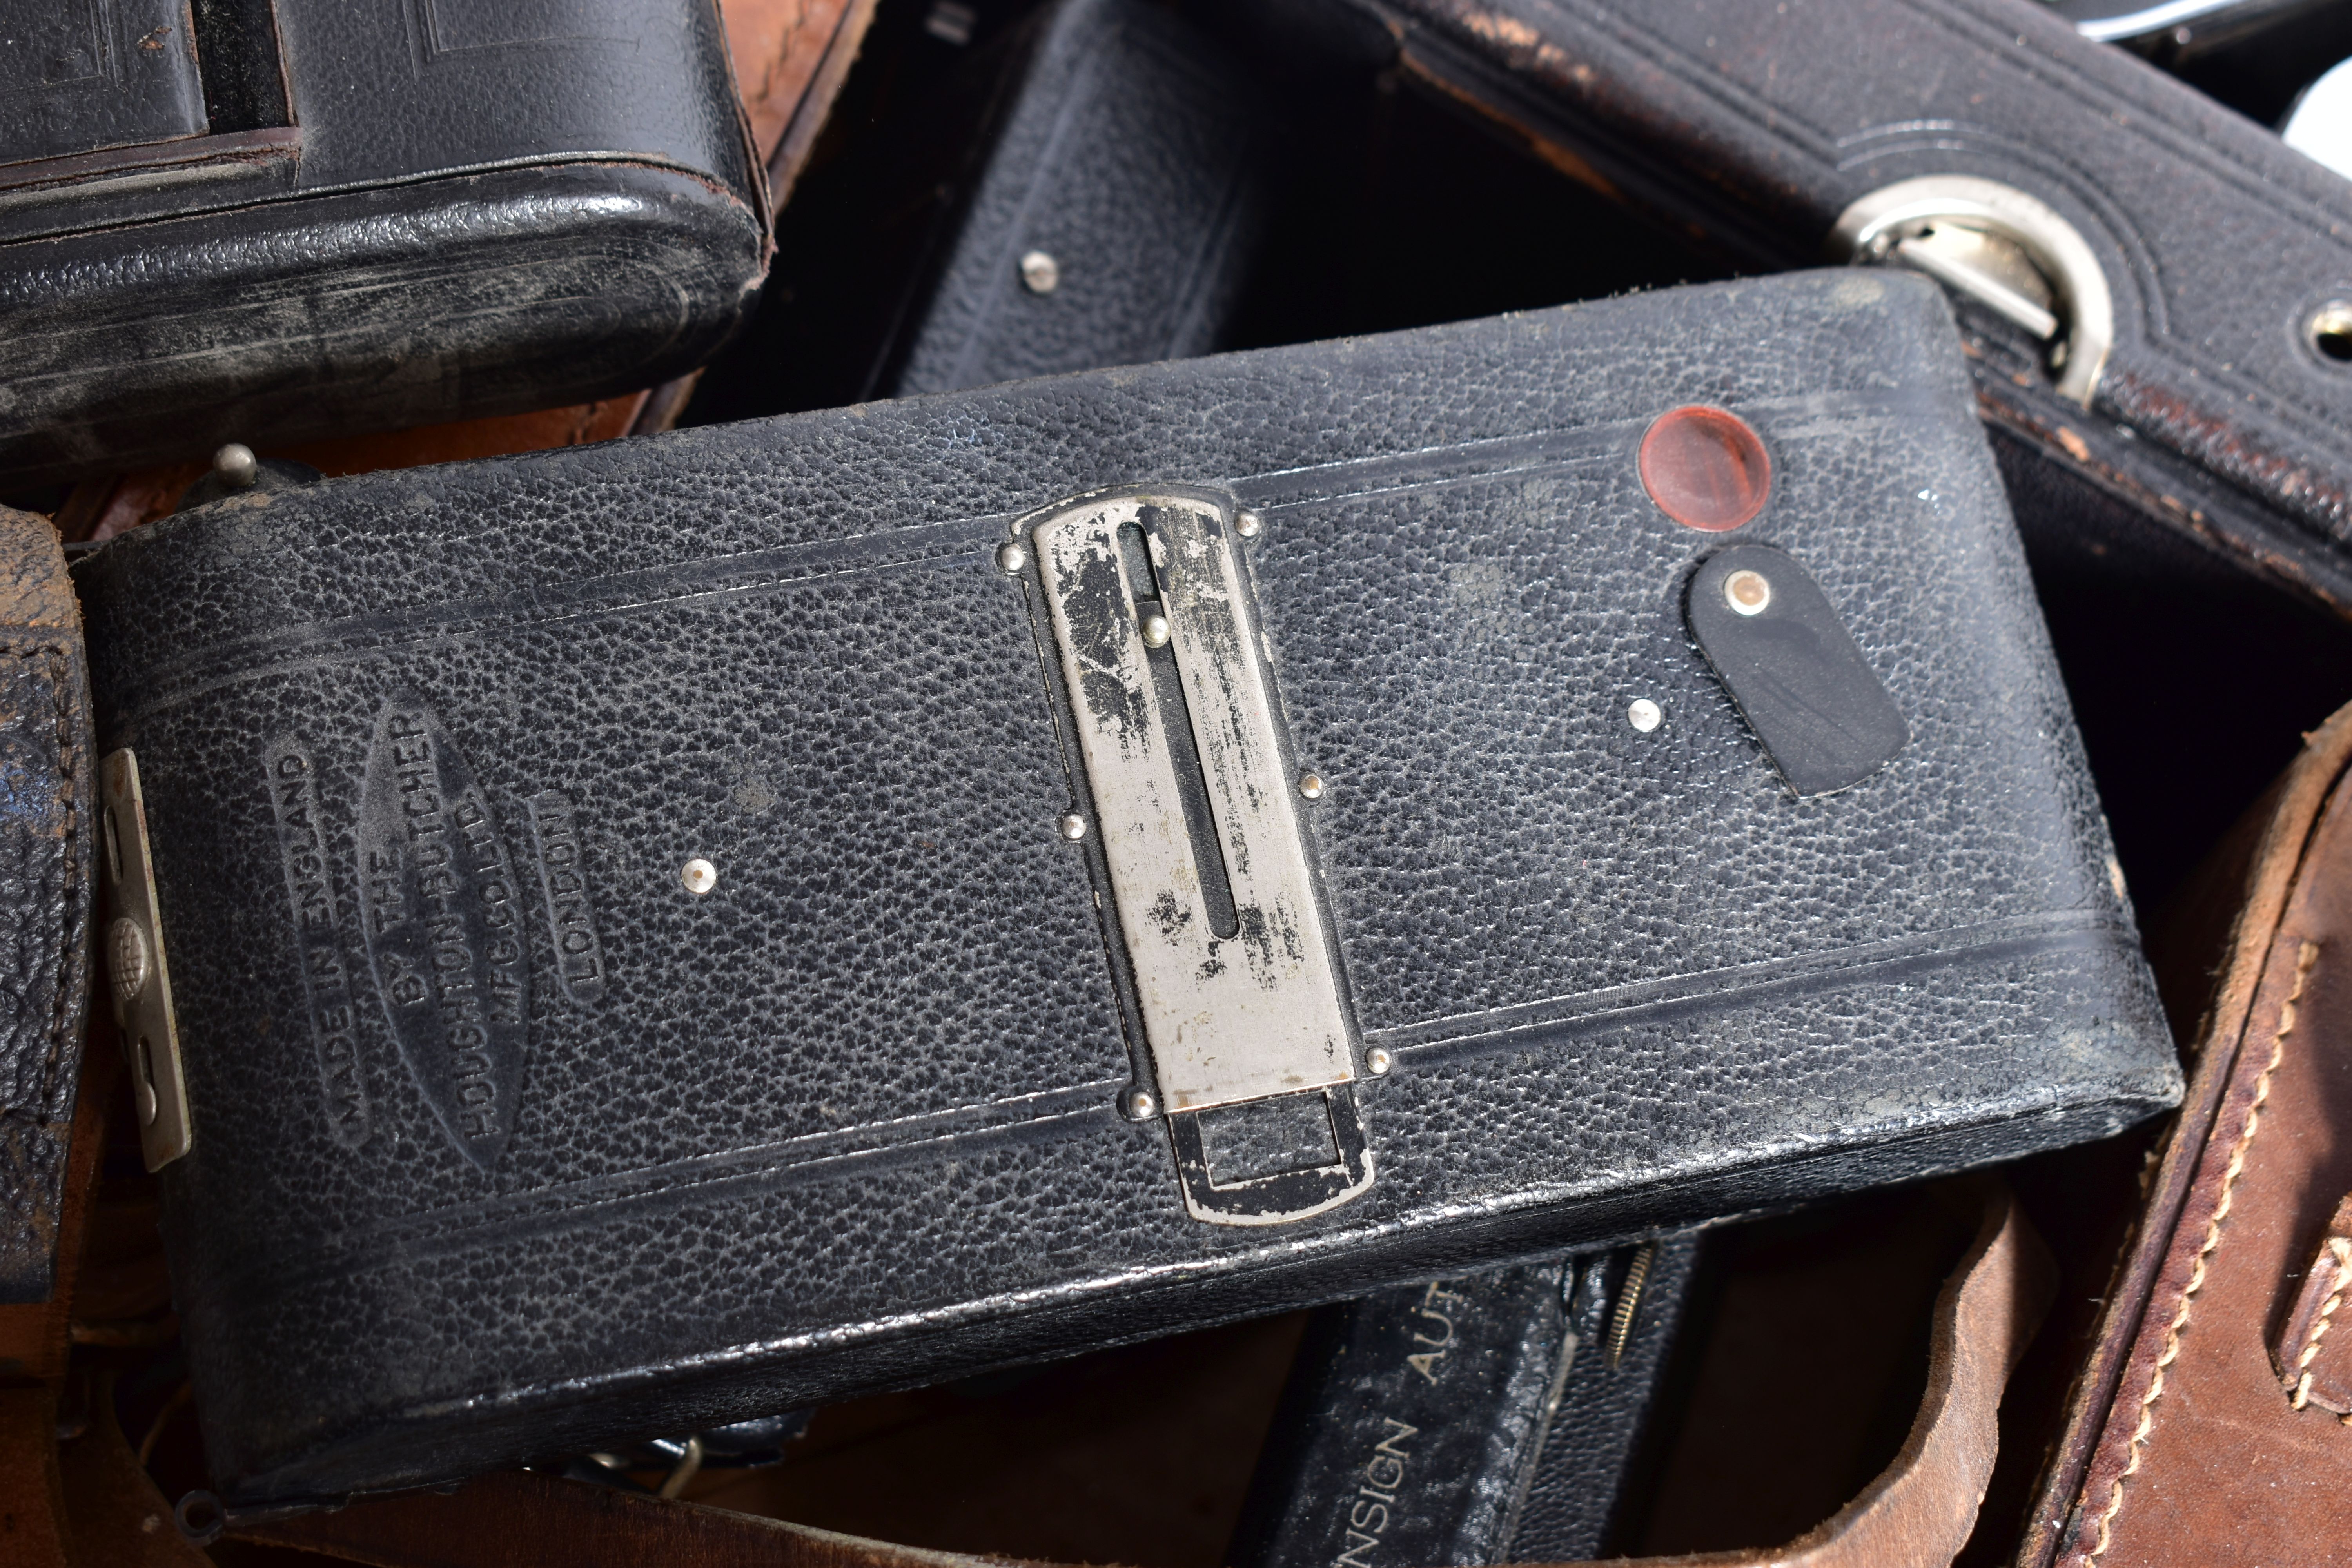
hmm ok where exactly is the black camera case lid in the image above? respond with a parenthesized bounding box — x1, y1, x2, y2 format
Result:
(0, 0, 767, 487)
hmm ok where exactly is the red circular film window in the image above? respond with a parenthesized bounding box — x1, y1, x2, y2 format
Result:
(1637, 405, 1771, 532)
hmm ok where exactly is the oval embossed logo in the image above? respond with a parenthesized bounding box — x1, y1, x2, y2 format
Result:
(359, 698, 529, 1169)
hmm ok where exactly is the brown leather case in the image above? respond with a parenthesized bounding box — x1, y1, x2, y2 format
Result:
(2028, 699, 2352, 1566)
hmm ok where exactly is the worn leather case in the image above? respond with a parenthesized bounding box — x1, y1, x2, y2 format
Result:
(0, 510, 96, 1307)
(73, 269, 2178, 1504)
(1230, 1236, 1699, 1567)
(0, 0, 766, 488)
(1272, 0, 2352, 620)
(2024, 699, 2352, 1567)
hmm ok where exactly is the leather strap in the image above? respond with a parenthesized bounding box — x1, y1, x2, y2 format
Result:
(232, 1182, 2047, 1568)
(2024, 698, 2352, 1568)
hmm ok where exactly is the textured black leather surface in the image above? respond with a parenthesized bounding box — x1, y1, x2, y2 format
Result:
(0, 0, 764, 487)
(0, 509, 95, 1306)
(75, 270, 2179, 1503)
(888, 0, 1269, 396)
(1299, 0, 2352, 619)
(1230, 1236, 1699, 1567)
(0, 0, 208, 162)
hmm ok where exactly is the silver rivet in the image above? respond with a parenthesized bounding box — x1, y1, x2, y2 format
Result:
(1019, 250, 1060, 294)
(213, 443, 258, 490)
(2311, 301, 2352, 364)
(1724, 568, 1771, 616)
(995, 541, 1028, 574)
(1297, 771, 1324, 800)
(1126, 1089, 1156, 1119)
(681, 858, 718, 895)
(1059, 812, 1088, 841)
(1234, 509, 1263, 539)
(1627, 698, 1662, 733)
(1366, 1047, 1393, 1076)
(1140, 613, 1171, 648)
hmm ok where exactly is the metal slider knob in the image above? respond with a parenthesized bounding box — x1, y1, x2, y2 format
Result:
(1831, 175, 2114, 408)
(100, 751, 191, 1171)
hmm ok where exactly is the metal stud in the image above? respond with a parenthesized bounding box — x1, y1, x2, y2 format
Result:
(212, 443, 259, 490)
(995, 541, 1029, 574)
(1126, 1089, 1156, 1119)
(1627, 698, 1662, 733)
(2311, 301, 2352, 365)
(681, 858, 718, 895)
(1140, 613, 1171, 648)
(1234, 508, 1263, 539)
(1019, 250, 1060, 294)
(1723, 568, 1772, 616)
(1058, 812, 1089, 842)
(1297, 771, 1324, 800)
(1366, 1047, 1393, 1076)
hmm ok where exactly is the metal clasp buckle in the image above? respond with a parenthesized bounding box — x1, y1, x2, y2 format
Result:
(1833, 174, 2114, 408)
(1031, 490, 1374, 1225)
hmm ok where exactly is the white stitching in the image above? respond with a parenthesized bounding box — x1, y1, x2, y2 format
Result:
(2088, 939, 2318, 1561)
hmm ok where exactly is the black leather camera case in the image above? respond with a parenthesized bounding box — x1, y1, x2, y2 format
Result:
(0, 0, 766, 487)
(75, 270, 2178, 1503)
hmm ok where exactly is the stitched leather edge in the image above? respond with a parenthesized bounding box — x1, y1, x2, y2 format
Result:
(2030, 704, 2352, 1568)
(2287, 1235, 2350, 1412)
(2088, 939, 2319, 1559)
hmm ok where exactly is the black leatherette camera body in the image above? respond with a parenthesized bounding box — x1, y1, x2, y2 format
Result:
(74, 270, 2179, 1503)
(0, 0, 765, 487)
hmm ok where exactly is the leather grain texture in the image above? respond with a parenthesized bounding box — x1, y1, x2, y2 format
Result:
(2028, 701, 2352, 1568)
(229, 1187, 2047, 1568)
(0, 508, 94, 1307)
(0, 0, 208, 163)
(73, 269, 2179, 1503)
(0, 0, 766, 487)
(888, 0, 1269, 396)
(1305, 0, 2352, 620)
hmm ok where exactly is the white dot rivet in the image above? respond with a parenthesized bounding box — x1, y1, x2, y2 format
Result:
(1628, 698, 1662, 733)
(1235, 509, 1264, 539)
(1126, 1089, 1156, 1119)
(995, 541, 1028, 574)
(1019, 250, 1060, 294)
(1724, 568, 1772, 616)
(1298, 772, 1324, 800)
(681, 858, 718, 895)
(1366, 1047, 1393, 1076)
(1059, 813, 1088, 842)
(1140, 613, 1171, 648)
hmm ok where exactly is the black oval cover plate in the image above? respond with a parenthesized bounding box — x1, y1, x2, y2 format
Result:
(1685, 544, 1910, 796)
